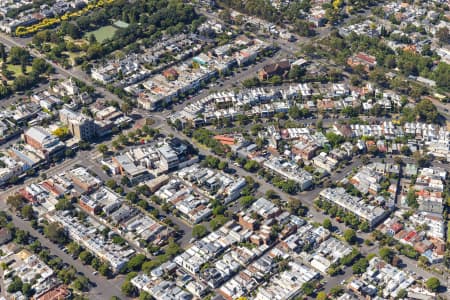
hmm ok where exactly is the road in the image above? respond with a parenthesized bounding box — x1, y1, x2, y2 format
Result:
(0, 200, 126, 299)
(0, 8, 447, 298)
(0, 150, 129, 299)
(155, 116, 450, 293)
(0, 33, 124, 106)
(84, 153, 195, 249)
(152, 114, 358, 227)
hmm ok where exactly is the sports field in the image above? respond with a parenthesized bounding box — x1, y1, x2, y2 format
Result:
(85, 25, 117, 43)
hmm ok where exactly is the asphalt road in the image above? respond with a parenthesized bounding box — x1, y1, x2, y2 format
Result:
(0, 10, 447, 297)
(0, 32, 124, 107)
(155, 117, 450, 291)
(0, 150, 128, 299)
(0, 202, 126, 299)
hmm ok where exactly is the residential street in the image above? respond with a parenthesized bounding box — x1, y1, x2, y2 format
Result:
(0, 6, 447, 298)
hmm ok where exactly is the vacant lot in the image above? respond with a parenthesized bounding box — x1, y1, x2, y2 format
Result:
(85, 25, 117, 43)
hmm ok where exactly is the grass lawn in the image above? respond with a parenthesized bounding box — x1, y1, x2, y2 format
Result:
(63, 51, 85, 66)
(85, 25, 117, 43)
(7, 64, 32, 77)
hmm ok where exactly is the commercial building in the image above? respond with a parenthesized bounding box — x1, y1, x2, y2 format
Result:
(79, 187, 123, 215)
(23, 126, 65, 159)
(112, 154, 151, 184)
(67, 167, 102, 193)
(59, 108, 96, 141)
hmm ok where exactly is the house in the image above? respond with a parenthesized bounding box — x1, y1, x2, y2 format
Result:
(59, 78, 79, 96)
(347, 52, 377, 71)
(162, 68, 179, 81)
(258, 60, 291, 80)
(387, 223, 403, 236)
(35, 284, 71, 300)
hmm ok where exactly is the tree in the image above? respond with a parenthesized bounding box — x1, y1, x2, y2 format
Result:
(67, 242, 81, 257)
(20, 57, 26, 74)
(117, 134, 128, 145)
(32, 58, 52, 75)
(379, 247, 395, 263)
(121, 280, 137, 297)
(55, 198, 73, 211)
(14, 229, 30, 244)
(369, 68, 388, 87)
(65, 148, 74, 158)
(22, 282, 32, 297)
(330, 286, 344, 297)
(323, 218, 332, 230)
(136, 185, 149, 196)
(243, 160, 259, 172)
(127, 254, 146, 272)
(79, 250, 93, 265)
(358, 221, 370, 233)
(9, 47, 30, 65)
(397, 289, 407, 299)
(7, 276, 23, 293)
(316, 291, 328, 300)
(78, 140, 90, 150)
(265, 190, 278, 199)
(73, 276, 89, 291)
(139, 291, 151, 300)
(0, 43, 6, 62)
(6, 194, 24, 212)
(99, 263, 111, 277)
(21, 205, 34, 220)
(326, 132, 345, 148)
(121, 102, 132, 115)
(435, 27, 450, 44)
(57, 266, 77, 284)
(414, 99, 439, 123)
(434, 62, 450, 91)
(210, 215, 228, 230)
(425, 277, 440, 292)
(106, 179, 117, 190)
(287, 197, 307, 216)
(121, 176, 131, 187)
(44, 222, 68, 244)
(192, 225, 208, 239)
(352, 258, 368, 274)
(218, 161, 228, 170)
(400, 145, 411, 156)
(97, 144, 108, 156)
(239, 195, 256, 208)
(52, 126, 70, 139)
(406, 189, 419, 209)
(242, 77, 260, 88)
(418, 255, 429, 266)
(126, 192, 138, 204)
(343, 229, 357, 244)
(413, 152, 432, 168)
(301, 282, 314, 296)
